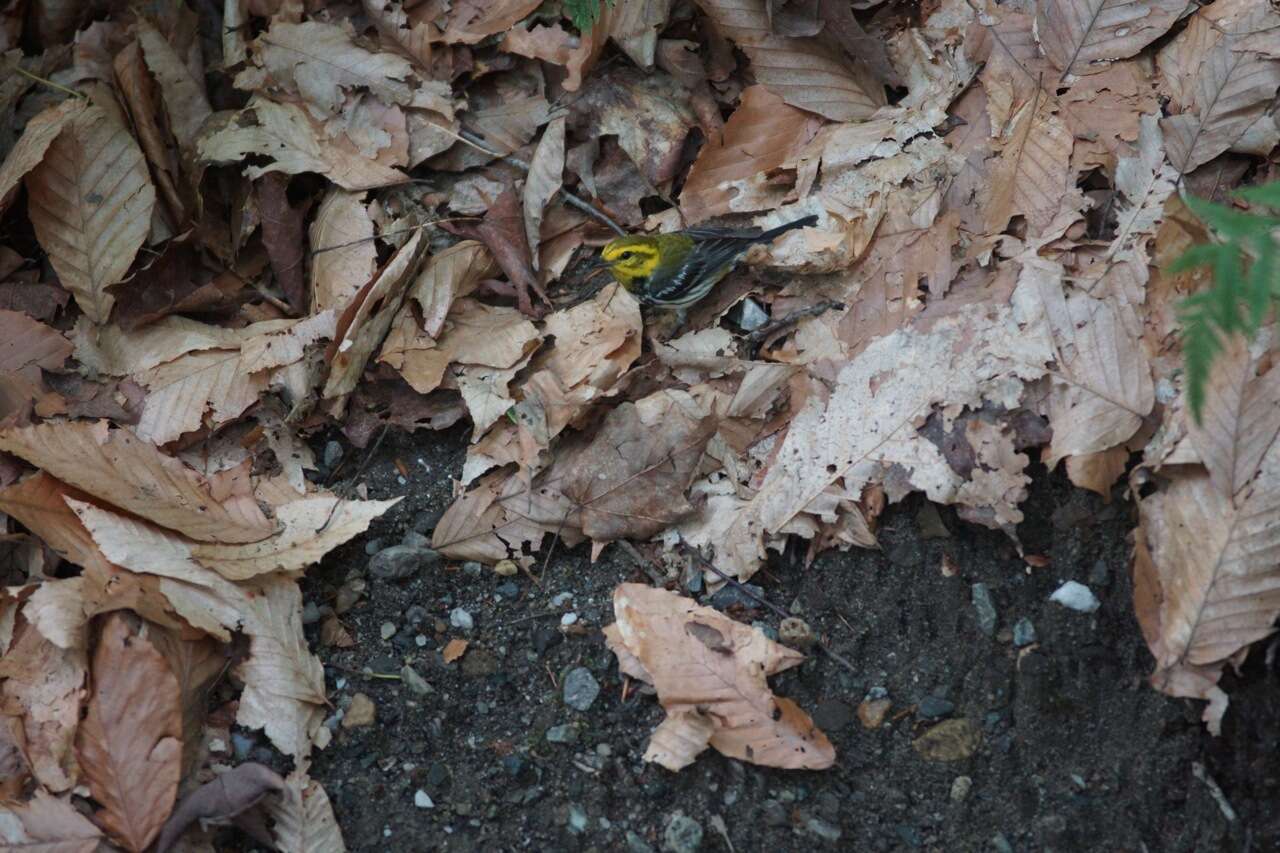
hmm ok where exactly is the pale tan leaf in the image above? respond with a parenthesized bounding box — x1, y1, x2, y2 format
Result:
(1110, 114, 1177, 259)
(431, 469, 562, 563)
(0, 309, 71, 380)
(443, 0, 541, 45)
(235, 577, 328, 759)
(197, 98, 409, 191)
(642, 710, 716, 771)
(406, 240, 497, 338)
(1035, 0, 1185, 77)
(4, 790, 103, 853)
(1064, 445, 1129, 496)
(137, 18, 213, 147)
(72, 315, 245, 377)
(0, 98, 86, 212)
(1138, 462, 1280, 726)
(323, 230, 427, 399)
(0, 624, 86, 792)
(724, 302, 1051, 582)
(984, 97, 1075, 237)
(1014, 259, 1154, 467)
(363, 0, 435, 69)
(310, 189, 376, 314)
(522, 116, 564, 270)
(1188, 335, 1280, 500)
(76, 614, 181, 853)
(679, 85, 820, 223)
(695, 0, 885, 121)
(25, 103, 156, 323)
(1158, 1, 1280, 174)
(24, 579, 90, 651)
(191, 495, 399, 580)
(608, 584, 834, 769)
(605, 0, 673, 67)
(269, 771, 345, 853)
(245, 20, 450, 116)
(0, 421, 275, 544)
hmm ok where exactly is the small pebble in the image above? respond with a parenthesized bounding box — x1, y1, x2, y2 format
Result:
(778, 617, 816, 648)
(450, 608, 474, 631)
(561, 612, 579, 626)
(415, 634, 427, 647)
(301, 601, 321, 625)
(567, 804, 589, 834)
(400, 665, 432, 696)
(971, 583, 998, 636)
(1013, 617, 1037, 646)
(563, 667, 600, 711)
(551, 592, 574, 607)
(664, 813, 703, 853)
(462, 561, 484, 577)
(804, 816, 842, 842)
(323, 440, 343, 470)
(736, 297, 769, 331)
(369, 545, 440, 580)
(494, 559, 518, 577)
(858, 698, 892, 729)
(414, 790, 433, 809)
(918, 696, 955, 719)
(950, 775, 973, 802)
(230, 732, 254, 761)
(751, 620, 779, 641)
(991, 834, 1014, 853)
(380, 622, 396, 640)
(1049, 580, 1100, 613)
(401, 530, 430, 549)
(546, 724, 578, 744)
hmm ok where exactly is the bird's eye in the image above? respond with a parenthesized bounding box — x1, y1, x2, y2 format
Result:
(619, 251, 632, 260)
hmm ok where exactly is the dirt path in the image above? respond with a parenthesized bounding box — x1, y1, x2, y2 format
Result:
(297, 428, 1277, 851)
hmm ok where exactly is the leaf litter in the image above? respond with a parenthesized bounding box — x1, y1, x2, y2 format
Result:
(0, 0, 1278, 847)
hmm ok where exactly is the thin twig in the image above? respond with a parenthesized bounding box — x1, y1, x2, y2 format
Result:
(445, 126, 626, 237)
(9, 64, 86, 99)
(327, 663, 402, 681)
(310, 220, 474, 256)
(676, 537, 861, 677)
(499, 610, 565, 628)
(745, 300, 844, 351)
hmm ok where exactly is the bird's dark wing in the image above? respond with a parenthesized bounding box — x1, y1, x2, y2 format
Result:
(647, 237, 747, 305)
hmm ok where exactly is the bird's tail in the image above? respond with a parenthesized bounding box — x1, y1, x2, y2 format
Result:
(756, 214, 818, 243)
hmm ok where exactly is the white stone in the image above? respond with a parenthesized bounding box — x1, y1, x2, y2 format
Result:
(1049, 581, 1100, 613)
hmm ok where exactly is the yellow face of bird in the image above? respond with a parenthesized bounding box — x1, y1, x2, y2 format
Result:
(599, 237, 660, 289)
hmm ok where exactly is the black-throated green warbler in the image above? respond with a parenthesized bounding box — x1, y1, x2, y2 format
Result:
(591, 215, 818, 311)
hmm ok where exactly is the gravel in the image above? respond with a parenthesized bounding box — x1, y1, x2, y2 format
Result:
(368, 544, 441, 580)
(1050, 580, 1101, 612)
(562, 667, 600, 711)
(971, 582, 998, 636)
(663, 814, 703, 853)
(449, 607, 474, 631)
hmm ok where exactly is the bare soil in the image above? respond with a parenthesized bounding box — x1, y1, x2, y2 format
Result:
(283, 426, 1278, 852)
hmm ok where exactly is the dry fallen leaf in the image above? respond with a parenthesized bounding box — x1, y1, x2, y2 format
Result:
(25, 102, 156, 323)
(154, 762, 285, 853)
(604, 583, 834, 770)
(268, 770, 346, 853)
(76, 614, 182, 853)
(1035, 0, 1185, 77)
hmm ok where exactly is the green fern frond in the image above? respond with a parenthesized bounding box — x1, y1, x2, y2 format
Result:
(1176, 181, 1280, 423)
(565, 0, 613, 31)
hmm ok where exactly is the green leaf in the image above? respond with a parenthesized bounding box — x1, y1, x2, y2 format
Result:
(1236, 183, 1280, 211)
(565, 0, 609, 31)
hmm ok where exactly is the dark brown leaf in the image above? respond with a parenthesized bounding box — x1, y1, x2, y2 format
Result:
(256, 173, 310, 315)
(154, 762, 285, 853)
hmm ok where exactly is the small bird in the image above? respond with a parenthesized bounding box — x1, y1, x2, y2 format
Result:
(589, 215, 818, 313)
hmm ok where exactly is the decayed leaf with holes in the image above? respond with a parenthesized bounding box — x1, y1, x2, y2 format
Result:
(719, 302, 1051, 581)
(1157, 0, 1280, 174)
(1109, 114, 1177, 260)
(1136, 459, 1280, 733)
(24, 102, 155, 324)
(1035, 0, 1185, 77)
(243, 20, 452, 118)
(0, 623, 86, 792)
(431, 468, 566, 563)
(363, 0, 435, 69)
(1013, 259, 1154, 470)
(603, 584, 834, 770)
(1188, 334, 1280, 501)
(236, 577, 329, 759)
(76, 615, 181, 853)
(695, 0, 885, 121)
(324, 229, 427, 399)
(269, 770, 346, 853)
(198, 98, 410, 191)
(0, 98, 86, 213)
(522, 116, 565, 270)
(0, 421, 275, 544)
(310, 189, 377, 314)
(680, 85, 820, 223)
(984, 97, 1076, 238)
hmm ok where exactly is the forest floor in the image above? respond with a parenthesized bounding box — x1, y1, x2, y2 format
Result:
(291, 427, 1279, 852)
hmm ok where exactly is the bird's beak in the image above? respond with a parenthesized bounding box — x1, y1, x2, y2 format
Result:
(582, 256, 612, 272)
